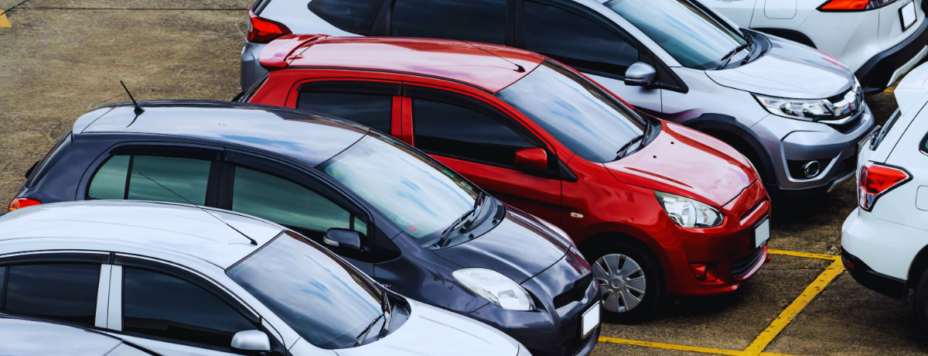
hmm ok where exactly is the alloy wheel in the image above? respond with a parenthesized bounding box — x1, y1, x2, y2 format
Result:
(593, 253, 646, 313)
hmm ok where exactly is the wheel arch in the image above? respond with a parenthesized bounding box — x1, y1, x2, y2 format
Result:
(577, 230, 672, 293)
(907, 245, 928, 291)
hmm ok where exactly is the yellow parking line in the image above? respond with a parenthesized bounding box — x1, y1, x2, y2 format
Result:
(598, 337, 743, 355)
(768, 249, 840, 261)
(885, 87, 895, 93)
(741, 259, 845, 355)
(0, 10, 11, 28)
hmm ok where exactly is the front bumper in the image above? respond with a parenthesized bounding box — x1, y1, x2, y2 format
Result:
(468, 249, 601, 356)
(241, 42, 269, 92)
(857, 16, 928, 92)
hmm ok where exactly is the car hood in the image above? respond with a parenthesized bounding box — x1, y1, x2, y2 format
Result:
(336, 299, 520, 356)
(604, 123, 756, 207)
(705, 34, 854, 99)
(434, 208, 568, 283)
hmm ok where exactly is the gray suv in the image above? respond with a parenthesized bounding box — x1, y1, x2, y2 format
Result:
(240, 0, 874, 197)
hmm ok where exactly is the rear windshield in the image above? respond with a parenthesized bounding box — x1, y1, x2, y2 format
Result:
(25, 131, 72, 188)
(309, 0, 385, 35)
(495, 61, 646, 163)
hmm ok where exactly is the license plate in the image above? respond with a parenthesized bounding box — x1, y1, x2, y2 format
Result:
(753, 218, 770, 249)
(581, 302, 601, 338)
(901, 1, 917, 31)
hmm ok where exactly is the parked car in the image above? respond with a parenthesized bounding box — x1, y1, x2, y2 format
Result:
(0, 200, 529, 356)
(242, 35, 771, 322)
(842, 63, 928, 326)
(0, 315, 158, 356)
(706, 0, 928, 92)
(6, 102, 598, 356)
(239, 0, 874, 198)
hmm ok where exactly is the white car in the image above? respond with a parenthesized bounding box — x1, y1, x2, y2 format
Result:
(706, 0, 928, 92)
(842, 62, 928, 326)
(0, 201, 527, 356)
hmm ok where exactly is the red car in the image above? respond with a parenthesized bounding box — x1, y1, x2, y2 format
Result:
(244, 35, 771, 322)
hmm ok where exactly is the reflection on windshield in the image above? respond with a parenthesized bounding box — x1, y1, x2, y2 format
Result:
(496, 61, 645, 163)
(607, 0, 746, 69)
(318, 133, 477, 241)
(228, 232, 384, 349)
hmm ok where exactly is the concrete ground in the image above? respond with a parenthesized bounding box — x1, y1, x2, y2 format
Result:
(0, 2, 925, 355)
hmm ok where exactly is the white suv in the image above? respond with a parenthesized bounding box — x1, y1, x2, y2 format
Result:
(706, 0, 927, 92)
(842, 62, 928, 326)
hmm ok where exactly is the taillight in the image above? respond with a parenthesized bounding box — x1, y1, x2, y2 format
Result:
(247, 10, 291, 43)
(819, 0, 897, 11)
(858, 163, 910, 211)
(7, 198, 41, 212)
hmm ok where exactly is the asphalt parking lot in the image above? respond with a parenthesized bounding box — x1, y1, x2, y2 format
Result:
(0, 1, 925, 355)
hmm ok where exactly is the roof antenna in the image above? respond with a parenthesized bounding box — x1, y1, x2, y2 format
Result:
(120, 81, 145, 116)
(137, 172, 258, 246)
(409, 22, 525, 72)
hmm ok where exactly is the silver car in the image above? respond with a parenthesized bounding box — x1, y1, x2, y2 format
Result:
(0, 201, 527, 356)
(241, 0, 874, 197)
(0, 316, 155, 356)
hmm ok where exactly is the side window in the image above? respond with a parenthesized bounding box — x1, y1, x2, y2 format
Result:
(524, 1, 638, 76)
(0, 264, 100, 326)
(308, 0, 385, 35)
(391, 0, 507, 45)
(231, 167, 362, 239)
(297, 92, 393, 134)
(123, 267, 255, 349)
(87, 155, 212, 205)
(412, 98, 533, 167)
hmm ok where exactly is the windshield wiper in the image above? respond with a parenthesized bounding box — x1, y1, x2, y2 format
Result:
(354, 314, 385, 347)
(615, 134, 645, 160)
(434, 191, 485, 248)
(378, 294, 393, 337)
(741, 34, 757, 65)
(717, 43, 749, 70)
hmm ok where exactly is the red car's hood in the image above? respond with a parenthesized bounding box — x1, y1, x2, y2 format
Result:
(603, 122, 756, 208)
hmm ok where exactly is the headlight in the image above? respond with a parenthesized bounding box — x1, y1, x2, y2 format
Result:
(654, 191, 723, 228)
(453, 268, 535, 311)
(754, 79, 862, 122)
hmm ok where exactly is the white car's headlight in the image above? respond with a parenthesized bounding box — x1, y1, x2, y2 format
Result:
(654, 191, 723, 228)
(453, 268, 535, 311)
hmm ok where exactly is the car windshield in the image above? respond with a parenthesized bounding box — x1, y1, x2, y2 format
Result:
(317, 133, 478, 243)
(606, 0, 747, 69)
(496, 60, 647, 163)
(228, 231, 386, 349)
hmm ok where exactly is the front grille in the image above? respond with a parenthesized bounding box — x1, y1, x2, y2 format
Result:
(834, 154, 857, 178)
(733, 246, 764, 278)
(553, 274, 593, 309)
(560, 333, 594, 356)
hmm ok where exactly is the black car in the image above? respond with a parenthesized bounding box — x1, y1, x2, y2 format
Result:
(9, 100, 601, 356)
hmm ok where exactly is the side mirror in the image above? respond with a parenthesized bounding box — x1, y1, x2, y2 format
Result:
(514, 147, 548, 172)
(624, 62, 656, 87)
(324, 228, 362, 251)
(231, 330, 271, 354)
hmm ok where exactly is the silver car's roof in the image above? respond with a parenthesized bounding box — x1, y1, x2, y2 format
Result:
(73, 101, 369, 166)
(0, 200, 283, 268)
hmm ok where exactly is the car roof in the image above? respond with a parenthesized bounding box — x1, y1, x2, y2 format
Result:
(74, 100, 369, 166)
(0, 200, 284, 268)
(0, 315, 150, 356)
(282, 37, 545, 93)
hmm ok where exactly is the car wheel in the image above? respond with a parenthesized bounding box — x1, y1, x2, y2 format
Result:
(915, 267, 928, 329)
(584, 240, 662, 324)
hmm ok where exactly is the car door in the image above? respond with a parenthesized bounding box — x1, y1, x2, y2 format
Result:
(102, 258, 288, 356)
(0, 255, 105, 329)
(217, 150, 381, 276)
(516, 0, 663, 114)
(400, 84, 564, 225)
(387, 0, 512, 45)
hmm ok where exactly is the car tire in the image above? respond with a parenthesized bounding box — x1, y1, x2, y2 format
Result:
(914, 266, 928, 329)
(583, 239, 663, 324)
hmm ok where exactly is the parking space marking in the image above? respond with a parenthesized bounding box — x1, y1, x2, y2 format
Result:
(0, 10, 11, 28)
(768, 249, 839, 261)
(598, 337, 742, 355)
(741, 258, 845, 355)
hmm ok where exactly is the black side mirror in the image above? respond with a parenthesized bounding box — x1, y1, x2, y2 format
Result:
(324, 228, 362, 251)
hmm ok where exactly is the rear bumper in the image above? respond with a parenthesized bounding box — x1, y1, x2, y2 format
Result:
(842, 247, 907, 299)
(857, 17, 928, 91)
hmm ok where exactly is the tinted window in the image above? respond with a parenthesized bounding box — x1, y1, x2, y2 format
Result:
(412, 99, 533, 166)
(232, 167, 352, 237)
(391, 0, 506, 45)
(309, 0, 384, 35)
(88, 155, 130, 199)
(607, 0, 746, 69)
(128, 156, 211, 205)
(297, 92, 393, 134)
(123, 267, 255, 349)
(26, 131, 72, 188)
(229, 232, 385, 349)
(319, 134, 477, 242)
(496, 61, 646, 163)
(525, 2, 638, 76)
(3, 264, 100, 326)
